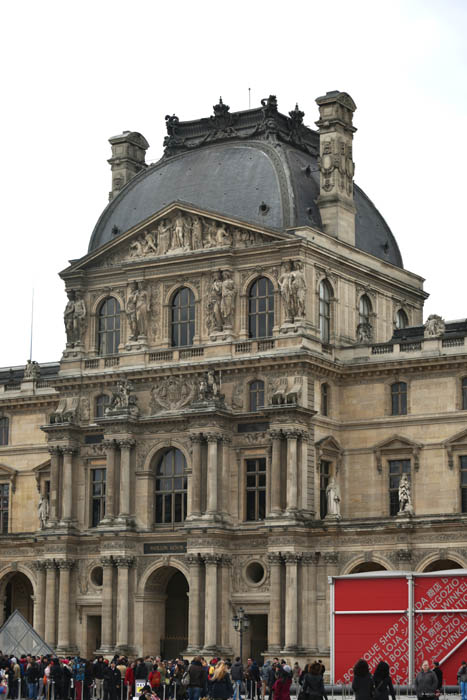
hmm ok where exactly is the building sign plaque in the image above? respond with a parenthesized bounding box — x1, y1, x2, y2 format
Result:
(143, 542, 187, 554)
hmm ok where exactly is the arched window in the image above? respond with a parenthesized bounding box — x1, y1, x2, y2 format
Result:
(319, 280, 333, 343)
(154, 448, 187, 524)
(359, 295, 372, 325)
(391, 381, 407, 415)
(321, 383, 329, 416)
(97, 297, 121, 356)
(462, 378, 467, 410)
(95, 394, 110, 419)
(396, 309, 408, 330)
(249, 380, 265, 411)
(171, 288, 195, 347)
(248, 277, 274, 339)
(0, 417, 8, 446)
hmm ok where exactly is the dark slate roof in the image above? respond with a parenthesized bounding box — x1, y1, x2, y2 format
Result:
(88, 98, 403, 268)
(391, 319, 467, 342)
(0, 362, 59, 386)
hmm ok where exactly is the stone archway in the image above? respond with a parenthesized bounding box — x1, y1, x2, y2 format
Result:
(349, 562, 387, 574)
(142, 566, 189, 657)
(423, 559, 463, 572)
(3, 572, 34, 624)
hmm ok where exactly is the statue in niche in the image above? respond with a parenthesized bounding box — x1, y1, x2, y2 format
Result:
(207, 271, 224, 332)
(220, 270, 236, 328)
(357, 322, 373, 344)
(38, 494, 49, 529)
(292, 261, 306, 318)
(398, 474, 413, 515)
(135, 282, 150, 337)
(424, 314, 445, 338)
(126, 281, 139, 340)
(64, 289, 87, 346)
(279, 260, 295, 322)
(326, 478, 341, 518)
(64, 290, 76, 344)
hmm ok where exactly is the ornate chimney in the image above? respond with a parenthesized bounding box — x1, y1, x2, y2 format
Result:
(315, 91, 357, 246)
(108, 131, 149, 202)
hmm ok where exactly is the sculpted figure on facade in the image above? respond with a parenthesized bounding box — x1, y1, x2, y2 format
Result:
(24, 359, 40, 380)
(150, 376, 195, 412)
(64, 289, 87, 346)
(106, 379, 139, 416)
(398, 474, 413, 515)
(38, 494, 49, 529)
(326, 478, 341, 518)
(279, 260, 306, 322)
(126, 281, 139, 340)
(424, 314, 445, 338)
(127, 282, 150, 339)
(221, 270, 236, 328)
(357, 321, 373, 344)
(196, 370, 223, 403)
(206, 270, 236, 332)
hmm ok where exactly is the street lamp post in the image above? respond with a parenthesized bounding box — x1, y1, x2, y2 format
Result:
(232, 606, 249, 662)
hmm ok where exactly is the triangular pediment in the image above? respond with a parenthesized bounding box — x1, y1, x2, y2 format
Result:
(374, 434, 422, 452)
(62, 202, 293, 275)
(444, 428, 467, 448)
(315, 435, 342, 453)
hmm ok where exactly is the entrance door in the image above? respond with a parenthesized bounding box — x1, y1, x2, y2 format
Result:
(4, 573, 34, 624)
(249, 615, 268, 664)
(86, 616, 101, 659)
(161, 571, 188, 659)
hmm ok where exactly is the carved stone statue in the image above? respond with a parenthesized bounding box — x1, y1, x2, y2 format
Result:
(279, 260, 305, 322)
(292, 260, 306, 317)
(106, 379, 139, 417)
(424, 314, 445, 338)
(64, 289, 87, 346)
(326, 478, 341, 518)
(126, 281, 139, 340)
(135, 282, 150, 337)
(38, 494, 49, 529)
(192, 215, 203, 249)
(142, 230, 158, 255)
(220, 270, 236, 328)
(24, 360, 40, 380)
(195, 370, 224, 404)
(398, 474, 413, 515)
(207, 271, 224, 332)
(64, 290, 76, 345)
(357, 321, 373, 344)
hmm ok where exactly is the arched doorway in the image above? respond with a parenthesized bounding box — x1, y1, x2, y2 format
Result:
(143, 566, 188, 657)
(3, 572, 34, 624)
(423, 559, 463, 572)
(349, 562, 387, 574)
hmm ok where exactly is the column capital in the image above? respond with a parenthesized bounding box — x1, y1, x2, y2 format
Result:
(267, 553, 283, 565)
(302, 552, 320, 565)
(114, 555, 135, 568)
(44, 560, 57, 570)
(32, 561, 46, 572)
(186, 554, 201, 567)
(101, 556, 115, 568)
(48, 445, 62, 456)
(220, 435, 232, 445)
(102, 439, 117, 450)
(57, 559, 75, 571)
(118, 439, 136, 449)
(323, 551, 339, 565)
(220, 554, 232, 566)
(283, 552, 302, 565)
(205, 432, 221, 443)
(61, 445, 78, 455)
(189, 433, 203, 444)
(203, 554, 221, 566)
(282, 428, 304, 440)
(268, 429, 283, 441)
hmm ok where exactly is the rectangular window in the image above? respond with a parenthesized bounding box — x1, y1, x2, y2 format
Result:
(391, 382, 407, 416)
(389, 459, 410, 516)
(320, 460, 331, 519)
(461, 456, 467, 513)
(0, 484, 9, 533)
(0, 418, 9, 446)
(91, 468, 106, 527)
(245, 458, 266, 521)
(462, 379, 467, 410)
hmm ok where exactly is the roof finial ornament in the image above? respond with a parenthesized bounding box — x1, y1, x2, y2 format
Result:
(213, 97, 230, 118)
(261, 95, 278, 117)
(289, 103, 305, 127)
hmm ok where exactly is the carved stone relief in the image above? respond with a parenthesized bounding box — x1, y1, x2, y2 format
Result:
(268, 375, 303, 406)
(150, 376, 196, 412)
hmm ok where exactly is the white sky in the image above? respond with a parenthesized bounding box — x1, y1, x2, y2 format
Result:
(1, 0, 466, 368)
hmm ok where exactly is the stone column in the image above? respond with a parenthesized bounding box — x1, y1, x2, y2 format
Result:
(57, 560, 74, 651)
(267, 553, 282, 652)
(316, 556, 327, 651)
(205, 434, 219, 516)
(285, 431, 299, 514)
(115, 556, 134, 650)
(268, 430, 283, 516)
(220, 437, 232, 517)
(44, 560, 57, 646)
(32, 562, 46, 637)
(284, 553, 301, 650)
(220, 555, 233, 649)
(323, 552, 339, 650)
(302, 553, 319, 652)
(61, 446, 77, 523)
(118, 439, 135, 522)
(48, 446, 61, 524)
(102, 439, 117, 523)
(186, 554, 202, 651)
(187, 434, 202, 519)
(100, 557, 114, 651)
(203, 554, 219, 650)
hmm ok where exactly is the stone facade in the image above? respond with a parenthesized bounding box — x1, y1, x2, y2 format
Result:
(0, 92, 466, 667)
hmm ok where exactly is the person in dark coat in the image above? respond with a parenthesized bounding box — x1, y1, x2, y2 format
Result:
(187, 657, 206, 700)
(208, 662, 233, 700)
(104, 663, 121, 700)
(352, 659, 374, 700)
(432, 662, 442, 691)
(135, 660, 149, 682)
(49, 659, 64, 700)
(94, 657, 107, 700)
(414, 661, 438, 700)
(373, 662, 395, 700)
(302, 661, 328, 700)
(230, 657, 244, 700)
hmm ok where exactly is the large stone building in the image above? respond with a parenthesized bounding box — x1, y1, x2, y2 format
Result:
(0, 91, 466, 665)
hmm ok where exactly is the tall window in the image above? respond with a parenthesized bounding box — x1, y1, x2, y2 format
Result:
(0, 418, 9, 446)
(396, 309, 408, 330)
(246, 458, 266, 521)
(171, 288, 195, 347)
(391, 381, 407, 415)
(389, 459, 410, 516)
(249, 381, 265, 411)
(248, 277, 274, 339)
(461, 457, 467, 513)
(462, 378, 467, 410)
(155, 449, 187, 524)
(319, 280, 332, 344)
(95, 394, 110, 419)
(321, 383, 329, 416)
(91, 468, 106, 527)
(98, 297, 121, 355)
(320, 460, 331, 519)
(359, 295, 372, 325)
(0, 484, 9, 533)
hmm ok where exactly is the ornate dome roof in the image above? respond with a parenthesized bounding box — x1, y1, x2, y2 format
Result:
(89, 98, 403, 268)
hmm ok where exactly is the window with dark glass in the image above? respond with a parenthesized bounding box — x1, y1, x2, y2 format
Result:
(95, 394, 110, 419)
(171, 287, 195, 347)
(320, 460, 331, 519)
(391, 382, 407, 415)
(249, 381, 265, 411)
(462, 378, 467, 411)
(0, 484, 9, 533)
(359, 295, 372, 325)
(321, 383, 329, 416)
(97, 297, 121, 356)
(246, 458, 266, 521)
(461, 457, 467, 513)
(155, 449, 187, 524)
(91, 468, 106, 527)
(248, 277, 274, 339)
(389, 459, 410, 516)
(396, 309, 408, 330)
(0, 418, 8, 446)
(319, 280, 332, 344)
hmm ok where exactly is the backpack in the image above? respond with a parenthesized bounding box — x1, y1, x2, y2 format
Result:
(181, 671, 190, 688)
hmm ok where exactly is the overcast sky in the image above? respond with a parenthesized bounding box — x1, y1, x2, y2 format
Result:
(1, 0, 466, 368)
